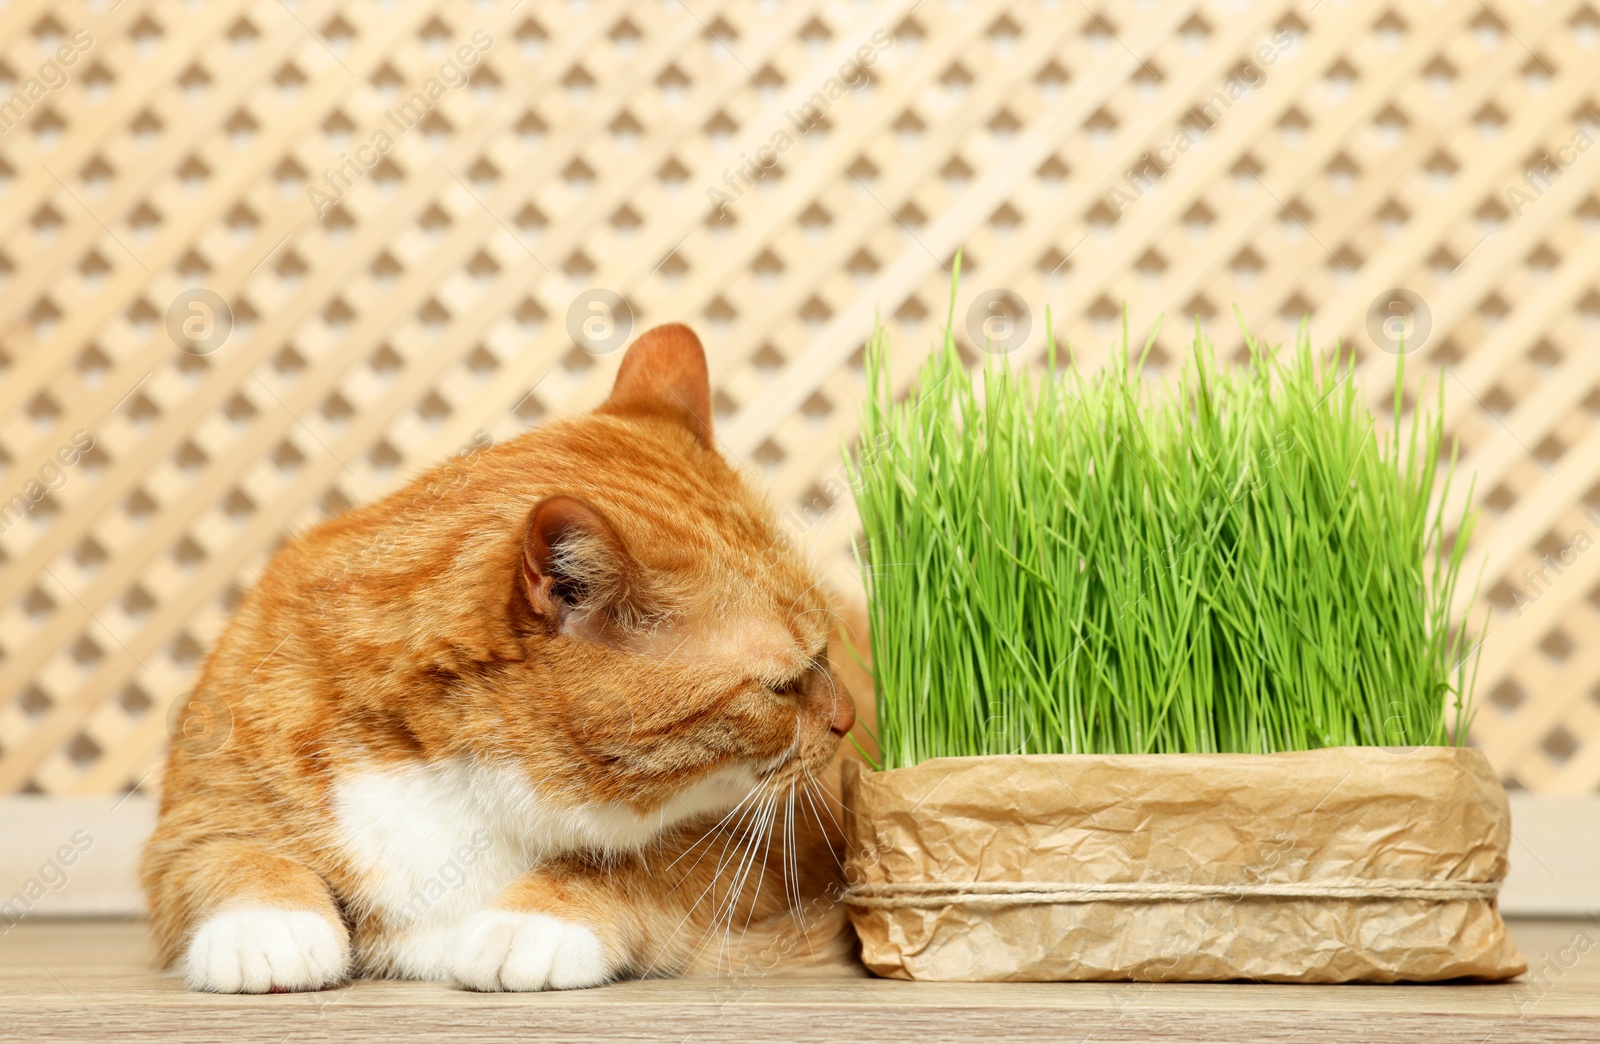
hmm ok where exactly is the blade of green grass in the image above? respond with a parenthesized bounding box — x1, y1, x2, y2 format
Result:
(849, 273, 1484, 769)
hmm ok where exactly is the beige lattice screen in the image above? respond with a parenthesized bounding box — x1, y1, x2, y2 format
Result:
(3, 0, 1600, 799)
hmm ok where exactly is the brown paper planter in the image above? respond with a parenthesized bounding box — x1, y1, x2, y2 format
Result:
(841, 747, 1525, 983)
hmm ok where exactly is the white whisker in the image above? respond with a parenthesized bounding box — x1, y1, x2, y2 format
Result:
(718, 794, 773, 961)
(638, 786, 769, 979)
(738, 795, 781, 946)
(662, 783, 763, 874)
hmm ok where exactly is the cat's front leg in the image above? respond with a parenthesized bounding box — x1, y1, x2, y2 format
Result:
(144, 838, 350, 993)
(447, 868, 627, 991)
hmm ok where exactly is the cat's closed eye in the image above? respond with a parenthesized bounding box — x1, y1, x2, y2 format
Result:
(770, 675, 807, 698)
(770, 652, 829, 698)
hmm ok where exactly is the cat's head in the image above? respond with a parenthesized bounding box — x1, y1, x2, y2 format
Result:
(499, 324, 855, 829)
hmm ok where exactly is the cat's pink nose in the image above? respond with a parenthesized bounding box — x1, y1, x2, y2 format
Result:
(829, 693, 856, 736)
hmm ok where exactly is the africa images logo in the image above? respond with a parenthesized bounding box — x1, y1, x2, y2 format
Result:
(307, 30, 495, 219)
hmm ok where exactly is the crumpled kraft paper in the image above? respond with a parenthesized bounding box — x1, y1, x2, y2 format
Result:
(842, 747, 1525, 983)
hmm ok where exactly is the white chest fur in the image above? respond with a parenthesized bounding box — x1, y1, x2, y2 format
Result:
(330, 758, 755, 978)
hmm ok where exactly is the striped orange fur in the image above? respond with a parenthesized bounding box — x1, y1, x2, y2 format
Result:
(142, 325, 865, 992)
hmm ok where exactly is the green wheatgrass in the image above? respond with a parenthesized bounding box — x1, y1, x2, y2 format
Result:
(849, 267, 1483, 770)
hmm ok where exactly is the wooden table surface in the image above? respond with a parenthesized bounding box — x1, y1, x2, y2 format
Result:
(4, 918, 1598, 1042)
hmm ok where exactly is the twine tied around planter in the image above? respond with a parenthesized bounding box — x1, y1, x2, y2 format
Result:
(841, 877, 1503, 909)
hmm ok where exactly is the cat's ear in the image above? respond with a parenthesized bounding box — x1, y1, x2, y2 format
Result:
(596, 323, 713, 447)
(521, 496, 639, 640)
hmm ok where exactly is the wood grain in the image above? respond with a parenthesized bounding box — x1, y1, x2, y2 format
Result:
(1, 920, 1597, 1042)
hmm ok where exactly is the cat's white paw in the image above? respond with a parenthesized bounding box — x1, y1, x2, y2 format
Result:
(449, 910, 612, 991)
(185, 908, 348, 993)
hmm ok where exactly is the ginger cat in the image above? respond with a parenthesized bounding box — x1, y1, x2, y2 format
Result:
(142, 325, 861, 992)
